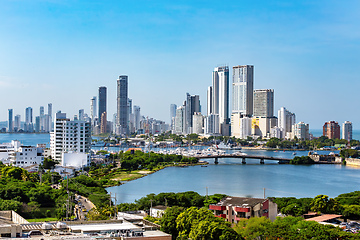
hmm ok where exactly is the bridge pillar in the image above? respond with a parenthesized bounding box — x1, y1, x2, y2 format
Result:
(214, 158, 218, 164)
(242, 158, 246, 164)
(260, 159, 265, 164)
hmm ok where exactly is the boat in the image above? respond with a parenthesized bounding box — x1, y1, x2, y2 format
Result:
(214, 142, 242, 150)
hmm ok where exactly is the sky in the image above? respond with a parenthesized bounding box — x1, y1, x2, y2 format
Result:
(0, 0, 359, 129)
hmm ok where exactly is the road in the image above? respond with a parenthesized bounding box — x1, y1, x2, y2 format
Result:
(74, 194, 96, 220)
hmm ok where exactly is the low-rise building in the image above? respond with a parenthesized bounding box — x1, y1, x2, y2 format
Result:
(209, 196, 278, 223)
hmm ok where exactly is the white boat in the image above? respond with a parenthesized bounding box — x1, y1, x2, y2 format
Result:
(214, 142, 242, 150)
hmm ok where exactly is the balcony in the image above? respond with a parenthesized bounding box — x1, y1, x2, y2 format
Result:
(209, 205, 226, 211)
(234, 207, 250, 213)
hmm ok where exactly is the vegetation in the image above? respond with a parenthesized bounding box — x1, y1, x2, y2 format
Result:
(340, 149, 359, 159)
(290, 156, 315, 165)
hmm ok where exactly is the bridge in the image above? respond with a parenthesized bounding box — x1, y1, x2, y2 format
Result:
(195, 154, 293, 164)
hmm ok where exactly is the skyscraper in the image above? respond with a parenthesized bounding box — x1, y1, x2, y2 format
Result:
(117, 75, 128, 135)
(253, 89, 274, 117)
(79, 109, 85, 121)
(48, 103, 53, 132)
(207, 86, 212, 116)
(134, 105, 141, 131)
(98, 86, 107, 126)
(8, 109, 13, 132)
(90, 96, 97, 126)
(278, 107, 296, 138)
(232, 65, 254, 117)
(212, 66, 229, 123)
(342, 121, 352, 141)
(185, 93, 201, 133)
(14, 115, 21, 131)
(25, 107, 33, 132)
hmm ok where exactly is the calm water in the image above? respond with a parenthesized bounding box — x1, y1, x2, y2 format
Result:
(0, 133, 50, 146)
(107, 148, 360, 204)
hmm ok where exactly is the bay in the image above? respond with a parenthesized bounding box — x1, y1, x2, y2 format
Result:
(0, 133, 50, 147)
(107, 148, 360, 204)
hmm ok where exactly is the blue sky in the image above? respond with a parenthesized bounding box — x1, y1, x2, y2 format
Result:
(0, 0, 359, 129)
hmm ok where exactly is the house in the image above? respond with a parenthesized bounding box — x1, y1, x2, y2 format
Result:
(209, 196, 278, 223)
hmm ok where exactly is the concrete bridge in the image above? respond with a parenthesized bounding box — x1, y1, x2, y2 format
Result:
(195, 154, 293, 164)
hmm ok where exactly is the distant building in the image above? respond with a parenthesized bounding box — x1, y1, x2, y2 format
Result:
(14, 115, 21, 132)
(90, 96, 97, 127)
(231, 113, 251, 139)
(192, 112, 204, 134)
(174, 105, 186, 134)
(185, 93, 201, 133)
(117, 75, 129, 135)
(342, 121, 352, 142)
(25, 107, 33, 132)
(253, 89, 274, 117)
(35, 116, 40, 133)
(100, 112, 107, 134)
(232, 65, 254, 117)
(278, 107, 295, 139)
(50, 112, 91, 166)
(205, 114, 220, 136)
(291, 122, 310, 140)
(210, 66, 230, 136)
(323, 121, 340, 139)
(98, 86, 107, 127)
(251, 117, 277, 138)
(209, 196, 278, 223)
(8, 109, 13, 132)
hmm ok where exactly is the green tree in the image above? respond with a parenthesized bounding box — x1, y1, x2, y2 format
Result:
(310, 195, 340, 214)
(234, 217, 271, 240)
(160, 206, 184, 240)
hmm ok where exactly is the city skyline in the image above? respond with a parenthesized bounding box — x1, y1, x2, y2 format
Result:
(0, 1, 359, 128)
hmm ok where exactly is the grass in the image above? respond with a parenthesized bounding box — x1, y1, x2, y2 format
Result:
(27, 217, 58, 222)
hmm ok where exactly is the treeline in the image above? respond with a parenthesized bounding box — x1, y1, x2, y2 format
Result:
(267, 136, 359, 150)
(116, 151, 198, 171)
(116, 192, 226, 212)
(274, 191, 360, 220)
(0, 164, 69, 219)
(149, 206, 358, 240)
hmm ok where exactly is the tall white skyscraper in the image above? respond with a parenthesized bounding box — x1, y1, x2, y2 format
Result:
(175, 105, 186, 134)
(14, 115, 21, 131)
(117, 75, 128, 135)
(253, 89, 274, 117)
(342, 121, 352, 141)
(90, 96, 97, 123)
(48, 103, 53, 132)
(208, 66, 230, 135)
(232, 65, 254, 117)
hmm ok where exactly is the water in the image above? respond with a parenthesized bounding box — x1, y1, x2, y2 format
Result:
(311, 129, 360, 140)
(107, 148, 360, 204)
(0, 133, 50, 146)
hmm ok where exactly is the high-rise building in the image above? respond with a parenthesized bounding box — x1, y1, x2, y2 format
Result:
(291, 122, 310, 140)
(205, 114, 220, 135)
(35, 116, 41, 133)
(134, 106, 141, 131)
(25, 107, 33, 132)
(232, 65, 254, 117)
(175, 105, 186, 134)
(98, 86, 107, 126)
(14, 115, 21, 131)
(48, 103, 53, 132)
(90, 96, 97, 123)
(323, 121, 340, 139)
(8, 109, 13, 132)
(342, 121, 352, 141)
(209, 66, 230, 136)
(170, 104, 177, 122)
(192, 112, 204, 134)
(79, 109, 85, 121)
(207, 86, 212, 116)
(253, 89, 274, 117)
(117, 76, 128, 135)
(50, 112, 91, 166)
(185, 93, 201, 133)
(100, 112, 107, 134)
(212, 66, 229, 124)
(278, 107, 296, 138)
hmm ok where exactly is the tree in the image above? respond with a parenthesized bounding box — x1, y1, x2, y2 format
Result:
(160, 206, 184, 240)
(234, 217, 271, 240)
(310, 195, 340, 214)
